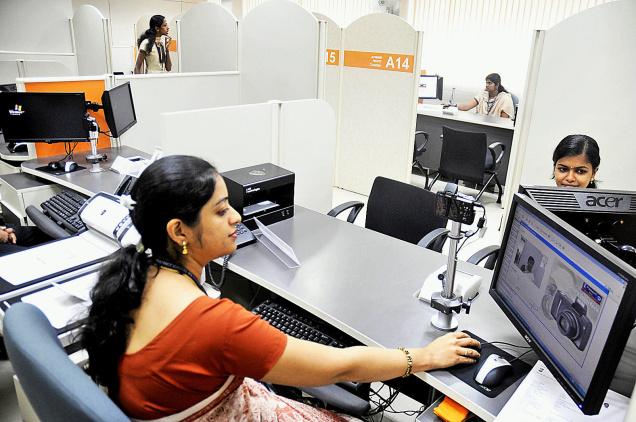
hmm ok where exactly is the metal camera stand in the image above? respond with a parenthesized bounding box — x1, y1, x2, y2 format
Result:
(85, 116, 105, 173)
(430, 189, 477, 331)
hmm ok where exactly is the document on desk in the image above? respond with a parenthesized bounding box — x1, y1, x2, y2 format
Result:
(0, 232, 116, 286)
(495, 360, 628, 422)
(21, 272, 97, 329)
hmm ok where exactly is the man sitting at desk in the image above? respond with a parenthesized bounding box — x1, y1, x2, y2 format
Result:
(452, 73, 515, 119)
(0, 222, 51, 256)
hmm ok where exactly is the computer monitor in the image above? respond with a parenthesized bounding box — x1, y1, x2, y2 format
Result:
(101, 82, 137, 138)
(0, 92, 89, 143)
(418, 74, 443, 100)
(490, 193, 636, 415)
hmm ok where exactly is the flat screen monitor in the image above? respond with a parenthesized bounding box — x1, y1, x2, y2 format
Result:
(0, 92, 88, 142)
(418, 74, 443, 100)
(490, 193, 636, 415)
(101, 82, 137, 138)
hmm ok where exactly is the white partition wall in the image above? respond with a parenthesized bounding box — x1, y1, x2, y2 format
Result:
(116, 72, 241, 153)
(160, 99, 337, 213)
(314, 13, 343, 126)
(240, 0, 325, 104)
(72, 5, 112, 76)
(335, 14, 422, 195)
(179, 3, 238, 72)
(504, 0, 636, 207)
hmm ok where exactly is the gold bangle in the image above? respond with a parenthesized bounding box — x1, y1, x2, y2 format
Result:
(397, 347, 413, 378)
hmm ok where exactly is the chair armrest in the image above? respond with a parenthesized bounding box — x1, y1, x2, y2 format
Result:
(417, 227, 450, 252)
(302, 384, 371, 416)
(467, 245, 500, 270)
(414, 131, 429, 154)
(487, 142, 506, 166)
(25, 205, 72, 240)
(327, 201, 364, 223)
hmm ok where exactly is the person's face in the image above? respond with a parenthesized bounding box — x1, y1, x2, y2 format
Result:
(485, 79, 497, 94)
(156, 19, 169, 36)
(554, 154, 597, 188)
(187, 176, 241, 262)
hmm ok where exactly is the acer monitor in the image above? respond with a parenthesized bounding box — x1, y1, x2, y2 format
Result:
(491, 193, 636, 415)
(0, 92, 89, 143)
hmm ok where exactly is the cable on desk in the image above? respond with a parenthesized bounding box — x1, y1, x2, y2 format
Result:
(508, 349, 534, 363)
(480, 341, 531, 349)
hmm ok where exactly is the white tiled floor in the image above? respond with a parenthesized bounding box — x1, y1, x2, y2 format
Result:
(0, 180, 502, 421)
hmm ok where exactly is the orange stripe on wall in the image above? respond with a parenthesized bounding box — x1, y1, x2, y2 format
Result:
(24, 80, 111, 158)
(343, 50, 414, 73)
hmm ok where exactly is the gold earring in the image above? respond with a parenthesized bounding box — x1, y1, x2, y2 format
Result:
(181, 240, 188, 256)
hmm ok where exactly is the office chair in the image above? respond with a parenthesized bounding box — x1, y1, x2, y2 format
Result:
(412, 130, 430, 187)
(3, 302, 129, 422)
(467, 245, 500, 270)
(328, 176, 449, 252)
(427, 126, 506, 203)
(25, 205, 72, 239)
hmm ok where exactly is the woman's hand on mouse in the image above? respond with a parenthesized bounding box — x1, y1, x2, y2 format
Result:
(414, 332, 481, 371)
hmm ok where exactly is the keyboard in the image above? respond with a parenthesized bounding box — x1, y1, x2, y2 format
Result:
(252, 300, 354, 348)
(41, 190, 88, 235)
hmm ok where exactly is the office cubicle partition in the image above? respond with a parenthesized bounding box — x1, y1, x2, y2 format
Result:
(335, 13, 422, 195)
(72, 5, 112, 76)
(314, 13, 343, 137)
(178, 3, 238, 73)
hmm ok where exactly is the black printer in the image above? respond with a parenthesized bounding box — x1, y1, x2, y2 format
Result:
(222, 163, 294, 230)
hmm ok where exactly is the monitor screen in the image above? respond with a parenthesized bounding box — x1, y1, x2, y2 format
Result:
(491, 194, 636, 415)
(418, 75, 443, 100)
(0, 92, 88, 142)
(101, 82, 137, 138)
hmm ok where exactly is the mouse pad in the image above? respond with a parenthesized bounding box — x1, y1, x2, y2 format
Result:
(36, 164, 86, 175)
(445, 330, 532, 398)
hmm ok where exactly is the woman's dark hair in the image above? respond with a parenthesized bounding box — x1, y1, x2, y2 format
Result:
(80, 155, 218, 400)
(137, 14, 165, 54)
(552, 134, 601, 188)
(486, 73, 508, 93)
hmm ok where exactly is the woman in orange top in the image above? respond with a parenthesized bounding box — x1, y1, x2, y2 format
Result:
(80, 155, 480, 420)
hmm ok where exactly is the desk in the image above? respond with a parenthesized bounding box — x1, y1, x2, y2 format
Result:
(0, 142, 32, 175)
(20, 146, 148, 197)
(224, 206, 528, 421)
(416, 105, 515, 185)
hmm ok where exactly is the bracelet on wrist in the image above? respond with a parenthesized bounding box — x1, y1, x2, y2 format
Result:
(397, 347, 413, 378)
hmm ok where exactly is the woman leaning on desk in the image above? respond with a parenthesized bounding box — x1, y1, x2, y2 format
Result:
(134, 15, 172, 74)
(454, 73, 515, 119)
(80, 155, 480, 421)
(552, 134, 600, 188)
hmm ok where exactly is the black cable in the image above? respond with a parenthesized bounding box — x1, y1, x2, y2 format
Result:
(508, 349, 534, 363)
(481, 340, 532, 349)
(208, 254, 231, 289)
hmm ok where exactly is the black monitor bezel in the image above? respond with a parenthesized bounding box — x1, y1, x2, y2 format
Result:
(0, 91, 89, 142)
(490, 193, 636, 415)
(101, 82, 137, 138)
(418, 74, 443, 100)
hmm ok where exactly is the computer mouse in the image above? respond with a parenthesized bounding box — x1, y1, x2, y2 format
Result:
(64, 161, 78, 172)
(47, 161, 61, 171)
(474, 354, 512, 388)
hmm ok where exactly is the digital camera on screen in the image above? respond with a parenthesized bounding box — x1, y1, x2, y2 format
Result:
(550, 290, 593, 351)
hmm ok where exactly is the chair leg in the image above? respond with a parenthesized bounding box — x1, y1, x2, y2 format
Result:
(426, 173, 440, 191)
(494, 174, 503, 204)
(413, 161, 429, 188)
(476, 174, 497, 201)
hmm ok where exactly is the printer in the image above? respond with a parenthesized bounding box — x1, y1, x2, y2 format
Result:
(222, 163, 294, 230)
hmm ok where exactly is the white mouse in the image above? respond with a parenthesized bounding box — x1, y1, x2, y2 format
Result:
(474, 354, 512, 388)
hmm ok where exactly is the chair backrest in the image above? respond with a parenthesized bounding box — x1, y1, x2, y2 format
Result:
(439, 126, 488, 184)
(365, 176, 447, 245)
(3, 303, 129, 422)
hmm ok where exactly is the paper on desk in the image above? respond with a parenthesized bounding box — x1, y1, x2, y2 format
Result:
(0, 234, 113, 285)
(22, 272, 98, 329)
(109, 155, 149, 177)
(254, 218, 300, 268)
(495, 360, 628, 422)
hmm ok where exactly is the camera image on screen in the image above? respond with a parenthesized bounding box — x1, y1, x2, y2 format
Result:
(550, 290, 593, 351)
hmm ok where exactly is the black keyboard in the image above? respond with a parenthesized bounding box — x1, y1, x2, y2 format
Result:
(41, 190, 88, 234)
(252, 300, 354, 348)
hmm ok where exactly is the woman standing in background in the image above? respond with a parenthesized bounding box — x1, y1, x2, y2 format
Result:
(134, 15, 172, 74)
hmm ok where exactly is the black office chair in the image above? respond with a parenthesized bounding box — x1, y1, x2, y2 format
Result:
(3, 303, 129, 422)
(328, 176, 449, 252)
(427, 126, 506, 203)
(412, 131, 430, 188)
(467, 245, 500, 270)
(25, 205, 72, 239)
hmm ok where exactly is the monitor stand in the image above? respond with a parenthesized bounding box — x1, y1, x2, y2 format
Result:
(85, 116, 106, 173)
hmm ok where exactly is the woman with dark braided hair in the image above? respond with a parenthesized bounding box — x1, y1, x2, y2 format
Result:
(80, 155, 480, 420)
(134, 15, 172, 74)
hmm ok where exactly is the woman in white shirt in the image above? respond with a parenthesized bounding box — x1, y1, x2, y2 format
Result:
(456, 73, 514, 119)
(134, 15, 172, 74)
